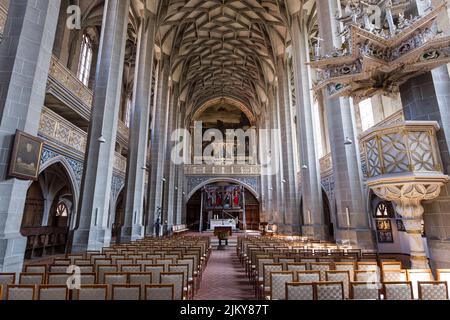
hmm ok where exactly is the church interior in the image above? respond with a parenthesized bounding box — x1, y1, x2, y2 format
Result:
(1, 0, 450, 302)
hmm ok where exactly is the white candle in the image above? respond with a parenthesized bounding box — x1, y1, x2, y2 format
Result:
(346, 208, 351, 227)
(308, 210, 312, 225)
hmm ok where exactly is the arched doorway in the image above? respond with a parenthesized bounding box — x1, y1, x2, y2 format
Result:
(323, 190, 334, 241)
(111, 189, 125, 242)
(186, 182, 260, 232)
(21, 163, 75, 259)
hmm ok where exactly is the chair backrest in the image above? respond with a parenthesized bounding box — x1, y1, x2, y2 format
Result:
(382, 270, 407, 283)
(49, 265, 68, 273)
(355, 270, 379, 283)
(263, 264, 283, 287)
(129, 272, 152, 293)
(0, 273, 16, 300)
(334, 262, 356, 281)
(80, 273, 97, 285)
(278, 258, 295, 269)
(407, 269, 433, 299)
(357, 262, 378, 271)
(104, 273, 128, 298)
(326, 271, 350, 299)
(54, 259, 71, 266)
(437, 269, 450, 297)
(76, 285, 108, 300)
(177, 259, 194, 279)
(24, 265, 46, 274)
(7, 285, 36, 300)
(311, 263, 332, 281)
(169, 264, 189, 287)
(112, 285, 141, 300)
(295, 271, 321, 283)
(97, 265, 118, 283)
(418, 281, 449, 300)
(257, 258, 274, 279)
(121, 264, 142, 273)
(350, 282, 380, 300)
(285, 282, 314, 300)
(38, 285, 68, 300)
(383, 282, 413, 300)
(19, 273, 44, 285)
(94, 258, 112, 266)
(160, 272, 184, 300)
(90, 254, 107, 264)
(286, 263, 307, 272)
(270, 272, 294, 300)
(116, 259, 134, 266)
(47, 273, 70, 285)
(136, 259, 154, 267)
(145, 265, 165, 284)
(315, 282, 344, 300)
(145, 284, 174, 300)
(381, 261, 402, 271)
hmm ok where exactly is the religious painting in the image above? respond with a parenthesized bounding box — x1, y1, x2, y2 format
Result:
(396, 219, 406, 232)
(376, 219, 394, 243)
(8, 130, 44, 181)
(204, 185, 243, 210)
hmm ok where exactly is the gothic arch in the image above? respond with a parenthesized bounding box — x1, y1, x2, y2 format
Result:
(186, 178, 259, 202)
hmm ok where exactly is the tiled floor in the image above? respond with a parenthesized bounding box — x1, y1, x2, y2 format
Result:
(194, 246, 254, 300)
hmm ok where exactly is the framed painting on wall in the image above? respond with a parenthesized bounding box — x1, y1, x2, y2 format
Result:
(8, 130, 44, 181)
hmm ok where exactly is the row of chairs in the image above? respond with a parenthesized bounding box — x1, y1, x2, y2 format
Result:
(0, 283, 178, 300)
(280, 280, 449, 300)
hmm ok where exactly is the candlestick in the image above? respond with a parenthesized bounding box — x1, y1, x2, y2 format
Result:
(345, 208, 351, 227)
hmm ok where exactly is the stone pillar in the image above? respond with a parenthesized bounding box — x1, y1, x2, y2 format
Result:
(317, 0, 374, 249)
(291, 13, 327, 240)
(275, 56, 300, 234)
(72, 0, 130, 252)
(146, 55, 171, 236)
(120, 12, 156, 243)
(0, 0, 60, 272)
(174, 106, 186, 226)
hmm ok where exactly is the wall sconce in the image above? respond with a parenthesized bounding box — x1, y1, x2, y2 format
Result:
(98, 135, 106, 143)
(344, 137, 353, 146)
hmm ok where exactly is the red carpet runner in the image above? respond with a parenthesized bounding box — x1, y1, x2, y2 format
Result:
(194, 246, 254, 300)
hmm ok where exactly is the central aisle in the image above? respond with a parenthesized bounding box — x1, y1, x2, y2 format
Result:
(194, 246, 255, 300)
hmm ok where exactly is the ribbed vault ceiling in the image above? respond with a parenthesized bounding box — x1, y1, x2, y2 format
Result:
(157, 0, 292, 116)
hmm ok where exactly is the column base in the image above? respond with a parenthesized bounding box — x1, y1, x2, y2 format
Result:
(0, 233, 27, 273)
(302, 225, 329, 241)
(335, 228, 376, 250)
(72, 227, 112, 253)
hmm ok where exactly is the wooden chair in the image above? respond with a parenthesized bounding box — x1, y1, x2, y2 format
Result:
(315, 282, 345, 300)
(311, 263, 332, 281)
(145, 284, 174, 300)
(380, 261, 402, 271)
(80, 273, 97, 285)
(24, 265, 47, 274)
(97, 265, 118, 283)
(268, 271, 294, 300)
(326, 270, 350, 299)
(112, 284, 141, 300)
(169, 264, 191, 299)
(120, 264, 142, 273)
(407, 269, 434, 299)
(0, 273, 16, 300)
(285, 282, 314, 300)
(350, 282, 381, 300)
(7, 285, 36, 300)
(128, 272, 152, 298)
(75, 285, 108, 300)
(38, 285, 68, 300)
(49, 265, 68, 273)
(418, 281, 449, 300)
(53, 259, 71, 266)
(382, 269, 407, 283)
(19, 273, 44, 285)
(47, 273, 70, 285)
(335, 262, 356, 281)
(104, 273, 128, 299)
(383, 282, 413, 300)
(286, 263, 307, 272)
(295, 271, 321, 283)
(144, 265, 165, 284)
(160, 272, 184, 300)
(355, 270, 379, 283)
(259, 263, 282, 299)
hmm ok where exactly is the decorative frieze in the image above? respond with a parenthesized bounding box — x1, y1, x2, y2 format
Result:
(48, 56, 93, 107)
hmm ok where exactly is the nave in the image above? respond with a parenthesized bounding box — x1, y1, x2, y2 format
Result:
(1, 232, 450, 300)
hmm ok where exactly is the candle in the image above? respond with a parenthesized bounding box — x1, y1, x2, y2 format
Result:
(308, 210, 312, 225)
(345, 208, 351, 227)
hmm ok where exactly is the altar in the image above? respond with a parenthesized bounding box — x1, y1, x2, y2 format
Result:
(209, 219, 238, 231)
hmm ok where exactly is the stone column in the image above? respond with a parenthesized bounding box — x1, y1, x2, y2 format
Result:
(275, 56, 300, 234)
(372, 182, 447, 269)
(0, 0, 60, 272)
(291, 13, 327, 240)
(146, 55, 171, 236)
(120, 12, 156, 243)
(174, 106, 186, 226)
(72, 0, 130, 252)
(316, 0, 374, 249)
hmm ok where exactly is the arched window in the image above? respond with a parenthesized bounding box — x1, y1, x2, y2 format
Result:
(77, 34, 93, 86)
(56, 202, 68, 218)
